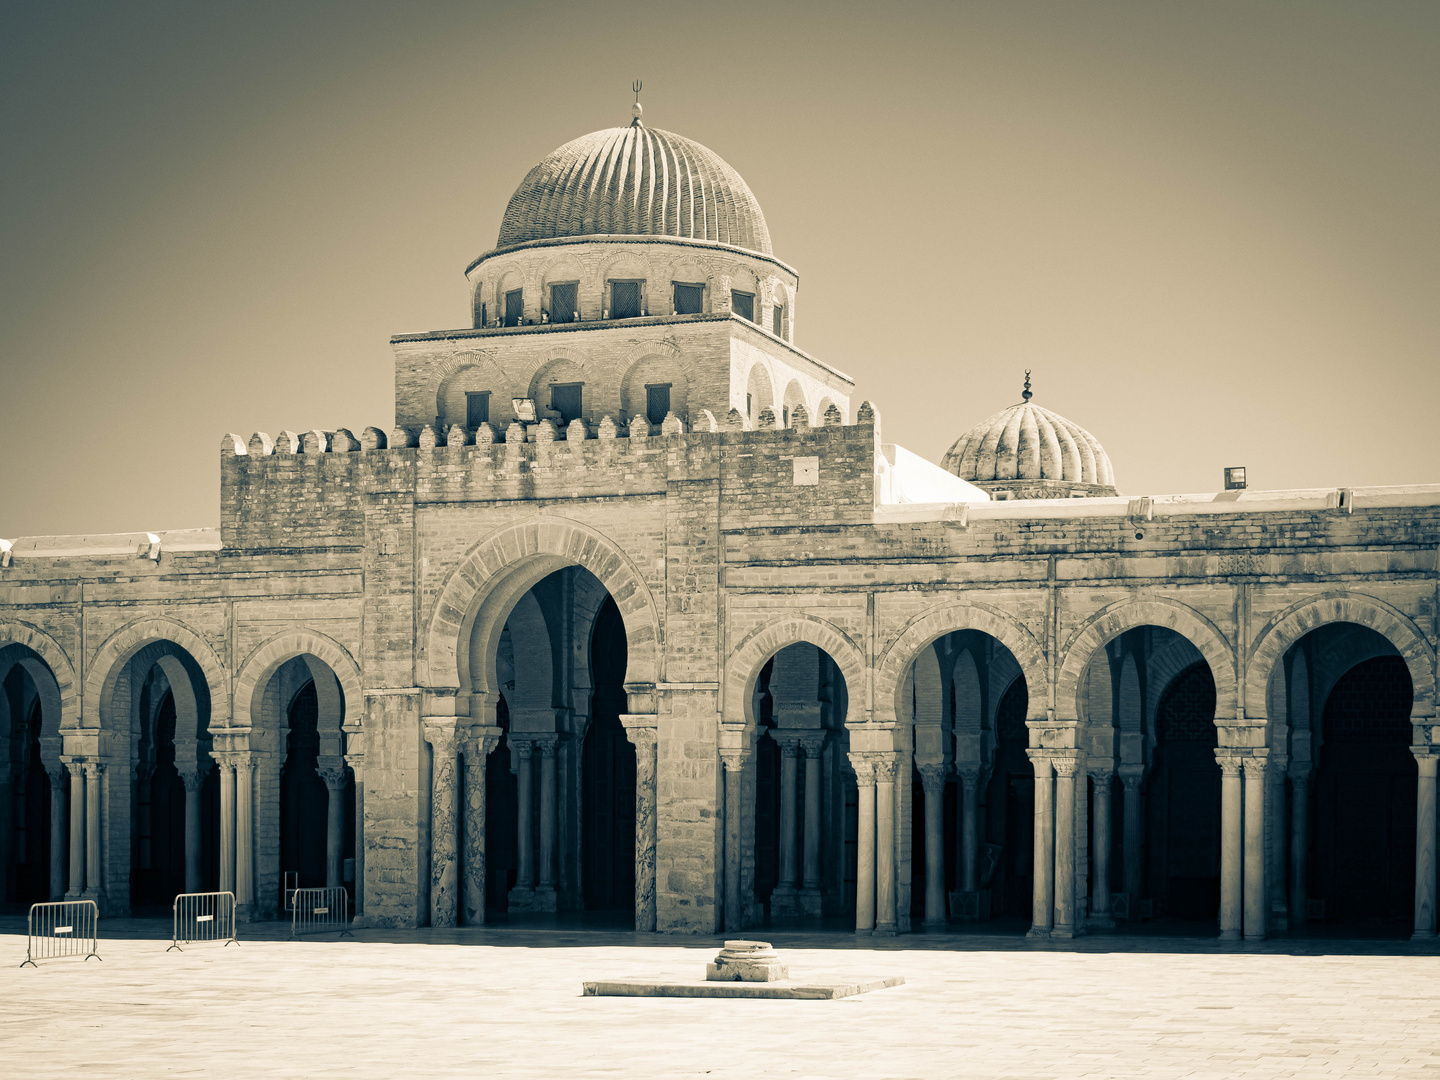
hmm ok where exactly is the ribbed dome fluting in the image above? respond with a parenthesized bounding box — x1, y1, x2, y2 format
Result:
(941, 402, 1116, 487)
(497, 126, 772, 255)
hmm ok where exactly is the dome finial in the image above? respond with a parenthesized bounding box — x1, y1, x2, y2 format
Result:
(1022, 369, 1033, 403)
(631, 79, 644, 126)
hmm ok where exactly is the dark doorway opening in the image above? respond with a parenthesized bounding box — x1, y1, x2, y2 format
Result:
(582, 597, 635, 913)
(486, 695, 517, 912)
(280, 682, 327, 891)
(987, 678, 1032, 918)
(132, 690, 185, 908)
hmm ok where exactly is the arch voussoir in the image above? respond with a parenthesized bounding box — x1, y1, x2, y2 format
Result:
(0, 620, 80, 731)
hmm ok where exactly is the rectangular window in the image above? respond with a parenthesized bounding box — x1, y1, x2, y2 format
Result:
(504, 289, 524, 327)
(550, 282, 578, 324)
(645, 384, 671, 427)
(673, 282, 704, 315)
(731, 289, 755, 321)
(465, 391, 490, 428)
(611, 280, 642, 319)
(551, 382, 583, 425)
(772, 303, 784, 336)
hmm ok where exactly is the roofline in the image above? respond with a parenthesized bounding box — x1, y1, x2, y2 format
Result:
(464, 234, 799, 280)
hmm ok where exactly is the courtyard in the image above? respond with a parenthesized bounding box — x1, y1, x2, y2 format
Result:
(4, 919, 1439, 1078)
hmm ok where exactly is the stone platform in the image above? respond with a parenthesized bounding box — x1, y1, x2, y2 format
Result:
(582, 975, 904, 999)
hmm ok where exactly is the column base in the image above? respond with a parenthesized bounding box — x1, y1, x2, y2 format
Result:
(770, 885, 801, 917)
(1052, 925, 1082, 939)
(1244, 932, 1267, 942)
(922, 915, 948, 928)
(1410, 929, 1437, 941)
(1026, 926, 1052, 940)
(873, 921, 897, 937)
(1219, 928, 1242, 941)
(949, 889, 989, 922)
(798, 886, 823, 918)
(80, 888, 107, 916)
(508, 886, 557, 913)
(1086, 913, 1115, 930)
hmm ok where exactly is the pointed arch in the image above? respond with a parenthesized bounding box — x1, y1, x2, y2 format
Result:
(0, 620, 78, 733)
(722, 615, 865, 729)
(233, 628, 362, 734)
(425, 516, 660, 697)
(1057, 598, 1237, 723)
(875, 601, 1049, 725)
(1248, 592, 1436, 721)
(84, 617, 228, 730)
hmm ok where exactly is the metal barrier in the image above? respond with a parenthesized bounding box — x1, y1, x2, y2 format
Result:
(282, 871, 298, 913)
(168, 891, 238, 952)
(291, 886, 353, 939)
(21, 900, 100, 968)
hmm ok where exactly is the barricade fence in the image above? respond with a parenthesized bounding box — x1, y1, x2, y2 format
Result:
(169, 891, 238, 952)
(291, 886, 353, 939)
(21, 899, 100, 968)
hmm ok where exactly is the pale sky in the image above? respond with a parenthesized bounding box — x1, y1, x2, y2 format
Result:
(2, 1, 1436, 537)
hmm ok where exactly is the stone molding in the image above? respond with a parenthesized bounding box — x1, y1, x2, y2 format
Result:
(721, 615, 866, 729)
(83, 615, 229, 730)
(0, 620, 79, 731)
(233, 628, 363, 734)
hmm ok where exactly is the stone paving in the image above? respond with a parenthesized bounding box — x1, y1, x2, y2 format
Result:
(3, 919, 1440, 1078)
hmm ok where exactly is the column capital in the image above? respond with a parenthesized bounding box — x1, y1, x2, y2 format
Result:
(47, 766, 66, 791)
(1052, 756, 1080, 778)
(1089, 766, 1114, 785)
(718, 747, 752, 774)
(1412, 747, 1440, 775)
(769, 729, 803, 756)
(873, 756, 898, 784)
(956, 762, 982, 785)
(619, 714, 658, 750)
(316, 757, 347, 790)
(798, 732, 826, 757)
(232, 752, 257, 777)
(463, 725, 502, 759)
(1215, 749, 1244, 777)
(847, 752, 876, 785)
(1241, 752, 1269, 777)
(82, 760, 105, 780)
(917, 762, 945, 791)
(509, 736, 535, 761)
(532, 732, 560, 757)
(422, 717, 460, 754)
(177, 767, 202, 793)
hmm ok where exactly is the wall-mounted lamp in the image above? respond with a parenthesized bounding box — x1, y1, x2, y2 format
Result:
(512, 398, 537, 423)
(1224, 466, 1247, 490)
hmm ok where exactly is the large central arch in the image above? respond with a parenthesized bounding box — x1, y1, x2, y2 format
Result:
(424, 517, 661, 698)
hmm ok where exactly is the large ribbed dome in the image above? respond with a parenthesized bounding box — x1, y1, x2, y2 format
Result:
(497, 125, 772, 254)
(942, 399, 1117, 491)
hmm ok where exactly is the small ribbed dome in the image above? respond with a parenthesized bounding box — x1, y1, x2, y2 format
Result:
(942, 401, 1116, 488)
(497, 126, 772, 255)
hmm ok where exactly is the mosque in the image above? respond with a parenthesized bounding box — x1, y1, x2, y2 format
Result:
(3, 101, 1438, 944)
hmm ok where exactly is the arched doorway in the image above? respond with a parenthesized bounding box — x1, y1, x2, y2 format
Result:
(1311, 655, 1415, 928)
(581, 597, 635, 913)
(987, 677, 1032, 920)
(749, 641, 852, 928)
(1144, 662, 1220, 923)
(1, 650, 67, 908)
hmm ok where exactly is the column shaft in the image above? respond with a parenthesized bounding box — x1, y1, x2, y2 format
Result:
(802, 748, 822, 890)
(960, 769, 979, 893)
(1121, 773, 1142, 900)
(1218, 756, 1242, 940)
(874, 759, 897, 934)
(1413, 753, 1438, 939)
(66, 764, 84, 896)
(1091, 772, 1113, 921)
(777, 743, 799, 889)
(425, 724, 459, 927)
(182, 772, 201, 894)
(920, 765, 946, 926)
(513, 743, 534, 890)
(1265, 762, 1286, 926)
(624, 722, 658, 932)
(538, 741, 557, 890)
(1243, 757, 1267, 941)
(235, 758, 254, 908)
(1029, 754, 1054, 936)
(853, 760, 876, 932)
(722, 753, 748, 932)
(1053, 760, 1077, 937)
(219, 760, 236, 896)
(320, 764, 346, 889)
(348, 757, 365, 918)
(49, 770, 66, 900)
(462, 738, 495, 925)
(84, 763, 102, 894)
(1289, 771, 1309, 930)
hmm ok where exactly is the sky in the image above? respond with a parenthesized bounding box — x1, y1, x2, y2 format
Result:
(1, 1, 1436, 537)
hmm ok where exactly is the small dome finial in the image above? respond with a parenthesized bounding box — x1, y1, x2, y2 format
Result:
(631, 79, 644, 126)
(1022, 369, 1033, 403)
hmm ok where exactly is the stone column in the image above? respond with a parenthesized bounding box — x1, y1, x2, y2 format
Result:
(179, 768, 202, 894)
(851, 755, 876, 932)
(1217, 753, 1242, 941)
(1289, 765, 1310, 930)
(720, 747, 751, 933)
(1120, 767, 1143, 902)
(800, 733, 825, 916)
(1053, 757, 1078, 937)
(48, 768, 66, 900)
(959, 766, 980, 894)
(1090, 769, 1114, 927)
(771, 732, 801, 912)
(65, 762, 84, 896)
(620, 716, 658, 933)
(1027, 751, 1054, 938)
(1412, 749, 1438, 940)
(83, 762, 103, 897)
(874, 756, 898, 935)
(461, 732, 499, 925)
(318, 759, 347, 890)
(218, 756, 236, 896)
(1265, 757, 1288, 929)
(1243, 754, 1267, 941)
(423, 721, 460, 927)
(235, 755, 255, 910)
(918, 763, 946, 927)
(510, 739, 534, 896)
(346, 752, 365, 917)
(536, 734, 559, 903)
